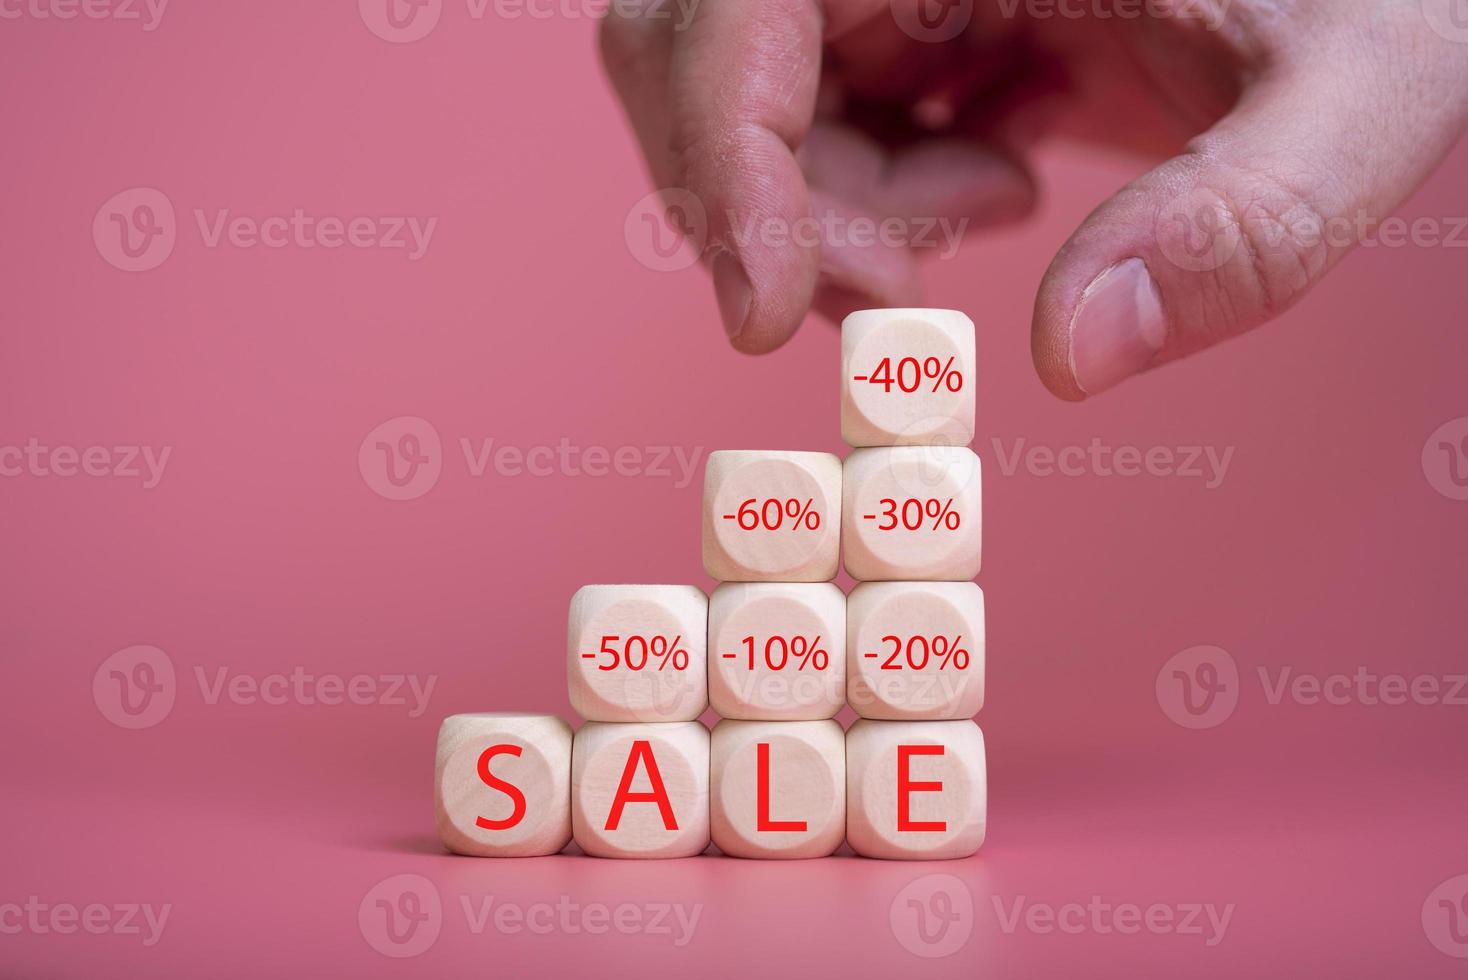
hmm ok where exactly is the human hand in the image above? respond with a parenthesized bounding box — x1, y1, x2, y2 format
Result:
(600, 0, 1468, 397)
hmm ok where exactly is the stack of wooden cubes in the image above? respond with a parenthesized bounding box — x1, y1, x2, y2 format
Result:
(436, 309, 985, 861)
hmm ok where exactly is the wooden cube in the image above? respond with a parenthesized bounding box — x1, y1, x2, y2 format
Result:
(702, 450, 841, 582)
(841, 309, 976, 448)
(846, 719, 985, 860)
(708, 582, 846, 720)
(571, 722, 710, 859)
(842, 447, 982, 581)
(435, 713, 572, 857)
(567, 585, 708, 722)
(847, 582, 985, 720)
(710, 719, 845, 859)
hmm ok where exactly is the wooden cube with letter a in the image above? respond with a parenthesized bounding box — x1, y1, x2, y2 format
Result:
(571, 721, 710, 859)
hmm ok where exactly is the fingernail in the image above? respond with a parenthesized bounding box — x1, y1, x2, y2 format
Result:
(712, 251, 752, 341)
(1069, 258, 1167, 396)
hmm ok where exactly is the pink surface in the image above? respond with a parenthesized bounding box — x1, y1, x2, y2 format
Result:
(3, 4, 1468, 977)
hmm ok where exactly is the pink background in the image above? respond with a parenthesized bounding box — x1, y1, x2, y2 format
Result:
(4, 3, 1468, 977)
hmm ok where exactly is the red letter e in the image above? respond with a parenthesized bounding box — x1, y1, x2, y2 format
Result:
(897, 745, 947, 832)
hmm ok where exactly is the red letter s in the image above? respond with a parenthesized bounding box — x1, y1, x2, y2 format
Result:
(475, 744, 528, 831)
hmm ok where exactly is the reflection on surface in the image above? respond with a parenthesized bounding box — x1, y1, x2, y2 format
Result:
(363, 840, 989, 974)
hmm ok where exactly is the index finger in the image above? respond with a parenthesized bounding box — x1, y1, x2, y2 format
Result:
(665, 0, 836, 351)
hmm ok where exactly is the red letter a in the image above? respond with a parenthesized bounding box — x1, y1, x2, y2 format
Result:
(606, 739, 678, 831)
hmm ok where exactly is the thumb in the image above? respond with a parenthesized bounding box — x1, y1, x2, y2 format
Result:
(1032, 19, 1468, 399)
